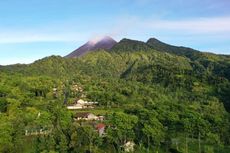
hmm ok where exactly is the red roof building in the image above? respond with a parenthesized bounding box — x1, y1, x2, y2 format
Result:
(96, 123, 106, 136)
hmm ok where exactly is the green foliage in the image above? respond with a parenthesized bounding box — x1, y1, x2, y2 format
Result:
(0, 39, 230, 152)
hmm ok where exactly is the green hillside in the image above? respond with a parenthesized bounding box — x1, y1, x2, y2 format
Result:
(0, 38, 230, 153)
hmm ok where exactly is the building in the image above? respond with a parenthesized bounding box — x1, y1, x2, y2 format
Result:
(67, 99, 98, 110)
(74, 112, 99, 121)
(95, 123, 106, 136)
(67, 103, 85, 110)
(98, 115, 105, 121)
(76, 99, 98, 105)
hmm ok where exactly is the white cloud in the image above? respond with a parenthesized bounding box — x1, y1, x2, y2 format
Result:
(0, 16, 229, 44)
(112, 16, 230, 35)
(143, 17, 230, 33)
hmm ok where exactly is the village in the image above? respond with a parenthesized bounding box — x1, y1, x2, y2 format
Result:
(25, 83, 135, 152)
(67, 99, 135, 152)
(67, 98, 106, 137)
(67, 84, 135, 152)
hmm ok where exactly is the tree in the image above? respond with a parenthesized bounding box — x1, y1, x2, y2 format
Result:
(106, 112, 138, 152)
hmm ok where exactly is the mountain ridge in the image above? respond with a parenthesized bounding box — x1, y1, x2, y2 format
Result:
(66, 36, 226, 58)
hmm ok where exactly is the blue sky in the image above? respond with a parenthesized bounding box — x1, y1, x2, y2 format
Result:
(0, 0, 230, 65)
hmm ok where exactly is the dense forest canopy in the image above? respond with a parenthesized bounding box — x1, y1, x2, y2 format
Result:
(0, 38, 230, 153)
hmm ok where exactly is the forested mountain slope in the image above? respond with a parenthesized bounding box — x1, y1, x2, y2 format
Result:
(0, 37, 230, 153)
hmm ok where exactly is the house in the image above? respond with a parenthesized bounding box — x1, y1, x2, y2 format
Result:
(76, 99, 98, 105)
(67, 103, 85, 110)
(95, 123, 106, 136)
(74, 112, 99, 121)
(77, 99, 85, 104)
(98, 115, 105, 121)
(67, 99, 98, 110)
